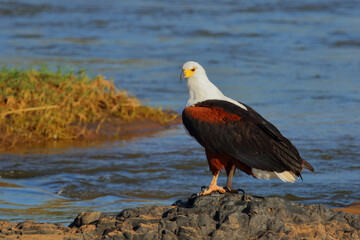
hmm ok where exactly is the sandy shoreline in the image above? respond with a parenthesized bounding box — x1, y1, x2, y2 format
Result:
(0, 115, 181, 152)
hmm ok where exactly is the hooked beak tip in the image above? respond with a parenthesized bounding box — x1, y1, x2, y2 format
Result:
(180, 70, 186, 82)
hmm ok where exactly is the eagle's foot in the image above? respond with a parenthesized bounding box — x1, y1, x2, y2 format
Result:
(224, 187, 246, 195)
(224, 187, 238, 193)
(198, 184, 226, 196)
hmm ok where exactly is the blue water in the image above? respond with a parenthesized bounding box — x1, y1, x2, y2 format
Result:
(0, 0, 359, 224)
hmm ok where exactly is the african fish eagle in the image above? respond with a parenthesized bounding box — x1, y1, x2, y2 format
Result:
(180, 61, 314, 196)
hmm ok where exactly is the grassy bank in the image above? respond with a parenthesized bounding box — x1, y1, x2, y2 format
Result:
(0, 67, 178, 148)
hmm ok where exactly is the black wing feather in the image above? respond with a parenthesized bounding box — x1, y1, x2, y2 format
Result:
(182, 100, 303, 174)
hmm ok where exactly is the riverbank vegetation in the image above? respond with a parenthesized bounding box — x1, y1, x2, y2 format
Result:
(0, 67, 178, 148)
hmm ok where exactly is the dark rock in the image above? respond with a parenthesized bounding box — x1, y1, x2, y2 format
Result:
(159, 219, 177, 233)
(142, 230, 157, 239)
(103, 230, 126, 240)
(1, 193, 359, 239)
(69, 211, 102, 227)
(161, 229, 177, 240)
(174, 215, 189, 226)
(95, 217, 117, 236)
(196, 214, 212, 227)
(123, 230, 133, 239)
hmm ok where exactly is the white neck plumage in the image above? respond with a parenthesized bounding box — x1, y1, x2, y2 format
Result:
(186, 73, 247, 110)
(186, 74, 224, 107)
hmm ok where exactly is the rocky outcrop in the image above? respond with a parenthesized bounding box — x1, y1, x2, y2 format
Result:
(1, 193, 359, 240)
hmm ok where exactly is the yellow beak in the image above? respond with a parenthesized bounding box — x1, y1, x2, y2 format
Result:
(180, 69, 195, 81)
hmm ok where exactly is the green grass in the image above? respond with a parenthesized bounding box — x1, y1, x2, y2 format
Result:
(0, 66, 177, 146)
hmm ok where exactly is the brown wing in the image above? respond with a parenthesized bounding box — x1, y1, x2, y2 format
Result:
(182, 100, 313, 175)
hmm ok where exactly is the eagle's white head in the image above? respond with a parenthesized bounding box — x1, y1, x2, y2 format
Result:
(180, 61, 247, 110)
(180, 61, 224, 107)
(180, 61, 207, 81)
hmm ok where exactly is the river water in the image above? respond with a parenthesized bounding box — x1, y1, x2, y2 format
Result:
(0, 0, 359, 224)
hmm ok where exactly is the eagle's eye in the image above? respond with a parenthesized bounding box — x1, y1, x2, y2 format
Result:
(191, 68, 196, 72)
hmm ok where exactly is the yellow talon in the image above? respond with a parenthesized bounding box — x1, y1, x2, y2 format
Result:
(199, 184, 226, 196)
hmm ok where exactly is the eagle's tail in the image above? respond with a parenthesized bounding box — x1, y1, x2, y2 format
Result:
(302, 158, 315, 172)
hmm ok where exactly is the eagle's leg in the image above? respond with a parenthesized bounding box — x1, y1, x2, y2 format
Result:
(224, 165, 239, 193)
(225, 165, 236, 189)
(224, 165, 244, 194)
(199, 172, 226, 196)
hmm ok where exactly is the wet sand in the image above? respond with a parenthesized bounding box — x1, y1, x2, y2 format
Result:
(333, 202, 360, 215)
(0, 115, 181, 152)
